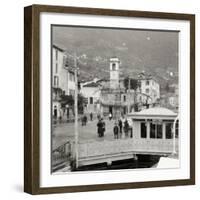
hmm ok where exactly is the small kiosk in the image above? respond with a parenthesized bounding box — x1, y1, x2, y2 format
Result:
(128, 107, 178, 154)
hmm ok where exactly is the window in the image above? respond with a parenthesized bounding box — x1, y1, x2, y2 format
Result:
(53, 76, 59, 87)
(55, 63, 58, 73)
(90, 97, 93, 104)
(146, 88, 149, 93)
(55, 50, 58, 61)
(150, 123, 163, 139)
(141, 123, 147, 138)
(53, 76, 56, 86)
(112, 63, 116, 70)
(146, 80, 149, 85)
(150, 123, 156, 138)
(157, 124, 162, 138)
(166, 123, 173, 139)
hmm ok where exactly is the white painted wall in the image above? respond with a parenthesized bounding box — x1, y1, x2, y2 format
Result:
(52, 47, 68, 93)
(0, 0, 200, 200)
(52, 47, 75, 95)
(81, 87, 100, 99)
(140, 79, 160, 103)
(81, 86, 101, 113)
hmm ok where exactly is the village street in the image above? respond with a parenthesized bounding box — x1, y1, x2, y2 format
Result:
(52, 117, 119, 150)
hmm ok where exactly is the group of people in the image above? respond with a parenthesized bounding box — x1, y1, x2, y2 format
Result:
(96, 113, 133, 139)
(81, 112, 94, 126)
(81, 112, 133, 139)
(113, 118, 132, 139)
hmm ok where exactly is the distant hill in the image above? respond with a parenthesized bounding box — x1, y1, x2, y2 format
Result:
(53, 26, 179, 91)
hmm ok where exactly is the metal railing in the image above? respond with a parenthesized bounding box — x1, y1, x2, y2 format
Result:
(52, 141, 72, 172)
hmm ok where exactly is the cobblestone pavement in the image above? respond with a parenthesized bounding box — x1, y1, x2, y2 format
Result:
(52, 118, 120, 149)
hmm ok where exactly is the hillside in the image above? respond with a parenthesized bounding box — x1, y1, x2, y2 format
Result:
(53, 25, 179, 90)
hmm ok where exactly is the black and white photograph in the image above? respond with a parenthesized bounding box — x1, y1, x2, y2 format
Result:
(51, 25, 179, 173)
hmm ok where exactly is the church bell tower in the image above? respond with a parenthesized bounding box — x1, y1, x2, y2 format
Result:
(109, 57, 120, 89)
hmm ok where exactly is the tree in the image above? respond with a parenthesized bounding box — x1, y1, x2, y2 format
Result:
(60, 93, 86, 114)
(124, 77, 139, 91)
(60, 94, 74, 107)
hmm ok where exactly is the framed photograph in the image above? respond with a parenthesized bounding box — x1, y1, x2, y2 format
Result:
(24, 4, 195, 194)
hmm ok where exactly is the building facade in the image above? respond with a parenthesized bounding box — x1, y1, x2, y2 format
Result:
(100, 57, 136, 118)
(80, 82, 101, 114)
(52, 45, 76, 119)
(128, 107, 178, 140)
(137, 73, 160, 106)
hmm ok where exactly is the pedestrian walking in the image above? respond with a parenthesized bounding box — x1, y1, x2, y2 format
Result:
(124, 119, 129, 138)
(97, 119, 103, 137)
(97, 119, 105, 137)
(113, 122, 119, 139)
(101, 118, 106, 137)
(84, 115, 87, 126)
(90, 112, 93, 121)
(118, 119, 122, 137)
(81, 115, 84, 126)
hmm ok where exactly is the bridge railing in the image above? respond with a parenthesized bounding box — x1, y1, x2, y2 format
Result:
(52, 141, 72, 171)
(78, 138, 179, 158)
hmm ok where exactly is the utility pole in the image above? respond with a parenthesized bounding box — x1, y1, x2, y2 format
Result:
(128, 77, 131, 113)
(74, 52, 79, 168)
(64, 51, 80, 169)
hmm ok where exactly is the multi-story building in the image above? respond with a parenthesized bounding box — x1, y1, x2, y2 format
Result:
(137, 73, 160, 106)
(52, 45, 76, 118)
(80, 82, 101, 114)
(168, 95, 178, 108)
(160, 92, 178, 112)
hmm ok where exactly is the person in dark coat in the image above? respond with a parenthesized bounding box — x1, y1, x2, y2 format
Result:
(84, 115, 87, 126)
(113, 122, 119, 139)
(101, 118, 106, 137)
(97, 119, 103, 137)
(118, 119, 122, 137)
(124, 119, 129, 138)
(81, 115, 85, 126)
(90, 112, 93, 121)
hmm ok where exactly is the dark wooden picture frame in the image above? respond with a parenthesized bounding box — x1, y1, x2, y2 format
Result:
(24, 4, 195, 195)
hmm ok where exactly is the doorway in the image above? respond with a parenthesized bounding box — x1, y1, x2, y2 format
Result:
(109, 106, 113, 115)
